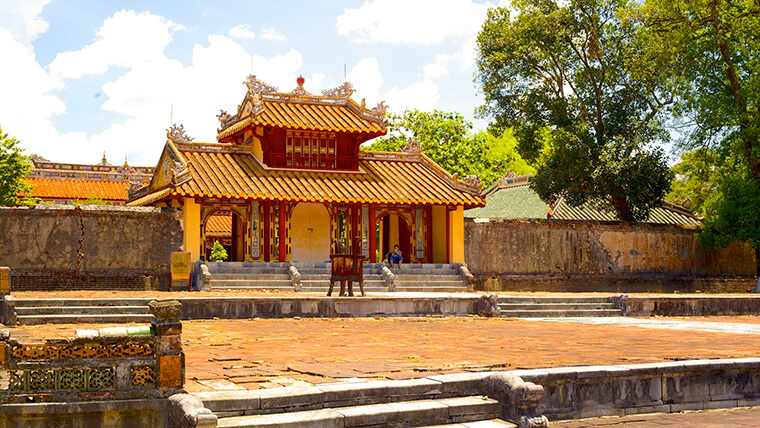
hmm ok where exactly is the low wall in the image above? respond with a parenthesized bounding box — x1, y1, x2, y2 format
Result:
(626, 296, 760, 316)
(0, 205, 182, 291)
(466, 218, 756, 293)
(177, 296, 480, 319)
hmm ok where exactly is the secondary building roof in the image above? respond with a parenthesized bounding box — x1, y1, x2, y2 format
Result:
(128, 141, 485, 208)
(217, 77, 386, 141)
(25, 177, 131, 202)
(465, 175, 701, 225)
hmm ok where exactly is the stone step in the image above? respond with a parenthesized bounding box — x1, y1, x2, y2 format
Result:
(210, 280, 294, 288)
(395, 287, 471, 293)
(498, 309, 623, 318)
(207, 268, 290, 275)
(15, 305, 150, 315)
(17, 314, 154, 325)
(420, 420, 517, 428)
(209, 285, 294, 291)
(14, 298, 152, 307)
(497, 303, 618, 311)
(215, 396, 500, 428)
(498, 297, 611, 304)
(209, 262, 292, 268)
(393, 275, 462, 281)
(212, 273, 292, 280)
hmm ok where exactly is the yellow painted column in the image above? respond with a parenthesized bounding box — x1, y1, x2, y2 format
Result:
(183, 198, 202, 262)
(449, 206, 465, 264)
(431, 205, 447, 263)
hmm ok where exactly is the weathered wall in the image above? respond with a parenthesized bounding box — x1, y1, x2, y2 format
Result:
(465, 218, 756, 293)
(0, 205, 182, 290)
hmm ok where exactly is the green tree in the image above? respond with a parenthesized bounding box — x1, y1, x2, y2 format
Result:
(476, 0, 675, 222)
(699, 159, 760, 291)
(364, 110, 534, 187)
(666, 148, 720, 217)
(643, 0, 760, 287)
(209, 240, 228, 262)
(75, 195, 110, 206)
(0, 125, 33, 206)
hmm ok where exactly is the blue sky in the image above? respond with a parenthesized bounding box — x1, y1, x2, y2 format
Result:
(0, 0, 506, 166)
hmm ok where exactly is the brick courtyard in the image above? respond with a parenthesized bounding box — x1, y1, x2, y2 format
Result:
(11, 315, 760, 393)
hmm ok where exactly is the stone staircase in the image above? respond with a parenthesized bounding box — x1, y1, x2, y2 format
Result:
(193, 377, 513, 428)
(497, 296, 623, 318)
(207, 262, 471, 294)
(14, 298, 154, 325)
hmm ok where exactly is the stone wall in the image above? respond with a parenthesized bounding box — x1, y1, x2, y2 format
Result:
(465, 218, 756, 293)
(0, 205, 182, 291)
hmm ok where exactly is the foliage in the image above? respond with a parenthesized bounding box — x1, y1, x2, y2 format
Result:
(700, 159, 760, 251)
(476, 0, 675, 221)
(209, 240, 228, 262)
(0, 124, 33, 206)
(643, 0, 760, 183)
(364, 110, 535, 187)
(666, 148, 720, 216)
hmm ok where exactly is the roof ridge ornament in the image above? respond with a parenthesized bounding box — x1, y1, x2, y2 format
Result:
(402, 138, 423, 153)
(217, 109, 232, 123)
(372, 101, 388, 115)
(322, 82, 355, 98)
(290, 75, 311, 95)
(167, 123, 194, 144)
(244, 75, 278, 93)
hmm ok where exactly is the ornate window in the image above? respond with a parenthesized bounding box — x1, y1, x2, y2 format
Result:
(283, 130, 336, 169)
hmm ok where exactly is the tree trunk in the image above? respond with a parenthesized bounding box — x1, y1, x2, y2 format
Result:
(610, 194, 631, 222)
(753, 247, 760, 293)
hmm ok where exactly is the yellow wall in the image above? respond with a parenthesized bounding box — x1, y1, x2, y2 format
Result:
(290, 203, 331, 264)
(183, 198, 201, 262)
(431, 205, 447, 263)
(388, 215, 399, 255)
(449, 206, 465, 264)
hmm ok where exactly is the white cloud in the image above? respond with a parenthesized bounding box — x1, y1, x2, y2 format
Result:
(0, 0, 52, 47)
(260, 27, 286, 41)
(422, 37, 477, 79)
(337, 0, 493, 45)
(48, 10, 185, 80)
(228, 24, 255, 39)
(384, 79, 440, 113)
(0, 28, 86, 161)
(346, 58, 384, 106)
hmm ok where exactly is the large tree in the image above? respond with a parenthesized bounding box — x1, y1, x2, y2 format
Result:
(643, 0, 760, 288)
(364, 110, 534, 187)
(0, 125, 33, 206)
(666, 148, 720, 217)
(476, 0, 675, 222)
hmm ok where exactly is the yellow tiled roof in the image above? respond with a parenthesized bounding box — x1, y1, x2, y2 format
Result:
(205, 214, 232, 235)
(218, 95, 386, 139)
(131, 146, 484, 208)
(24, 177, 130, 201)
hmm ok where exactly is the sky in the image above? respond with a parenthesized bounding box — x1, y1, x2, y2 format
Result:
(0, 0, 508, 166)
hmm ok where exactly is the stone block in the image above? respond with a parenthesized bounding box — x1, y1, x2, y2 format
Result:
(614, 375, 662, 408)
(160, 354, 183, 388)
(623, 404, 671, 416)
(575, 378, 616, 410)
(319, 378, 442, 405)
(426, 372, 491, 395)
(738, 397, 760, 407)
(335, 403, 398, 427)
(257, 385, 325, 411)
(0, 267, 9, 294)
(579, 407, 625, 419)
(160, 335, 182, 353)
(703, 399, 737, 410)
(149, 299, 182, 320)
(194, 390, 262, 413)
(709, 369, 755, 401)
(152, 319, 182, 336)
(662, 373, 711, 404)
(670, 401, 704, 412)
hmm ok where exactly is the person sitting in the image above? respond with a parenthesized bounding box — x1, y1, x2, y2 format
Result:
(389, 244, 403, 268)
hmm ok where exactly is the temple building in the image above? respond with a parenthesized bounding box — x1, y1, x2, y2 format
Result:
(128, 75, 484, 265)
(22, 154, 154, 205)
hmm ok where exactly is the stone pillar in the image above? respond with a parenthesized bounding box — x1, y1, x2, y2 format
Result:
(149, 299, 184, 391)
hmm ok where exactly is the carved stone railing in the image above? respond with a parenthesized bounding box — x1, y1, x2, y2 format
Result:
(0, 299, 185, 403)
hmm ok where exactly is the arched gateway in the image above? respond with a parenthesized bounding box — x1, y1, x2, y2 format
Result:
(128, 76, 484, 265)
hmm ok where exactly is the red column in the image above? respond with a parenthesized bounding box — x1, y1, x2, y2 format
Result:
(369, 205, 377, 263)
(263, 200, 270, 262)
(278, 200, 286, 262)
(445, 206, 450, 264)
(426, 205, 433, 263)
